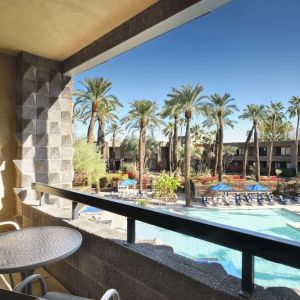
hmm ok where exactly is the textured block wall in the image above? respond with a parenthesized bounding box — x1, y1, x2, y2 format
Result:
(14, 52, 73, 206)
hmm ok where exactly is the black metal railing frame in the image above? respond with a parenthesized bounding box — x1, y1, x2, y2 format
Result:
(32, 182, 300, 298)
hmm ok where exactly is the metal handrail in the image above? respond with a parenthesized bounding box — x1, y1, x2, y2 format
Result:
(32, 182, 300, 297)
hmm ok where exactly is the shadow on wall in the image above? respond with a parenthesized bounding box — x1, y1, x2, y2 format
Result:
(0, 144, 17, 221)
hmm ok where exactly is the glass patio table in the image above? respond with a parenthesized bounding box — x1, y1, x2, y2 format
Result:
(0, 226, 82, 294)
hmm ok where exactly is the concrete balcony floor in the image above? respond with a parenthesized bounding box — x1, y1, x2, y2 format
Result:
(0, 267, 69, 297)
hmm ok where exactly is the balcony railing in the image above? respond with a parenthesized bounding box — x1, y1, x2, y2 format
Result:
(32, 182, 300, 298)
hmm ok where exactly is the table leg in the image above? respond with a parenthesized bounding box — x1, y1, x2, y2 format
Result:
(20, 269, 34, 295)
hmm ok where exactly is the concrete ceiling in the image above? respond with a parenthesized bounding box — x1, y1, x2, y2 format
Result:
(0, 0, 157, 61)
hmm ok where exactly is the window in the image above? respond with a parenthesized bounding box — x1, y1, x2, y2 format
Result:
(274, 162, 281, 169)
(286, 162, 292, 168)
(259, 147, 267, 156)
(235, 147, 244, 156)
(281, 147, 290, 156)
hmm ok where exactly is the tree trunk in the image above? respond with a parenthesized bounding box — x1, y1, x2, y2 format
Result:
(267, 118, 275, 177)
(112, 133, 116, 172)
(173, 115, 178, 171)
(218, 123, 224, 182)
(185, 116, 191, 206)
(87, 111, 97, 143)
(169, 135, 173, 174)
(254, 122, 260, 182)
(139, 125, 146, 194)
(213, 130, 219, 177)
(242, 125, 255, 179)
(97, 117, 105, 155)
(295, 113, 300, 174)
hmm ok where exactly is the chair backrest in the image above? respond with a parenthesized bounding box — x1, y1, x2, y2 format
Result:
(100, 289, 120, 300)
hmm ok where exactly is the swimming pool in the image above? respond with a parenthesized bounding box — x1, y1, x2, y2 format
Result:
(136, 208, 300, 289)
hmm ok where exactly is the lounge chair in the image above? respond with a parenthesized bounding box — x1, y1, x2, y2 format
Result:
(265, 192, 274, 205)
(223, 195, 230, 206)
(243, 192, 252, 205)
(201, 196, 209, 206)
(257, 192, 263, 205)
(278, 195, 289, 205)
(234, 193, 241, 206)
(13, 274, 120, 300)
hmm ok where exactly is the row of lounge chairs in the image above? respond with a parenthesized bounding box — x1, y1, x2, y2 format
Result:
(199, 192, 292, 206)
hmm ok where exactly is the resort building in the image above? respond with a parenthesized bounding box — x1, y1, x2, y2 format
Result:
(224, 140, 298, 175)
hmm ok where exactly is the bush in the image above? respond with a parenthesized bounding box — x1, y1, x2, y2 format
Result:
(136, 199, 147, 206)
(73, 139, 106, 186)
(153, 171, 181, 200)
(121, 162, 136, 173)
(127, 171, 136, 179)
(99, 177, 109, 188)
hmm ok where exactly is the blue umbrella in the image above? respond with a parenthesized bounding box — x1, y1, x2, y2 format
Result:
(79, 206, 103, 215)
(246, 184, 268, 191)
(211, 183, 232, 191)
(119, 179, 137, 187)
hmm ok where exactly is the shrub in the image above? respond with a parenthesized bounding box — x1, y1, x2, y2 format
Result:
(127, 171, 136, 179)
(73, 139, 106, 187)
(153, 171, 181, 199)
(121, 162, 136, 173)
(99, 177, 109, 188)
(136, 199, 147, 206)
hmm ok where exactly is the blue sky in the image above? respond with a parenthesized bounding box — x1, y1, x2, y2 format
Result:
(74, 0, 300, 142)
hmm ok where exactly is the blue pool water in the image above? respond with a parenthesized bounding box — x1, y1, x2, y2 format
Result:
(136, 208, 300, 288)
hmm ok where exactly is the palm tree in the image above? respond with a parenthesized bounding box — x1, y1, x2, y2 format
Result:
(169, 85, 207, 206)
(239, 104, 265, 181)
(287, 96, 300, 174)
(266, 101, 285, 177)
(162, 122, 174, 173)
(190, 124, 204, 146)
(179, 116, 185, 145)
(74, 77, 118, 143)
(96, 101, 120, 155)
(203, 94, 237, 181)
(106, 123, 124, 172)
(121, 100, 161, 194)
(161, 98, 181, 171)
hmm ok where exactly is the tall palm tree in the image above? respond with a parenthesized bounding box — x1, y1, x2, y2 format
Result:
(74, 77, 118, 143)
(121, 100, 161, 194)
(169, 85, 207, 206)
(239, 104, 265, 181)
(266, 101, 285, 177)
(161, 98, 181, 171)
(106, 123, 124, 172)
(287, 96, 300, 174)
(96, 101, 121, 155)
(204, 93, 238, 182)
(162, 122, 174, 173)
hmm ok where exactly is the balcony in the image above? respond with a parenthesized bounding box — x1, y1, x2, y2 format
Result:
(6, 183, 296, 299)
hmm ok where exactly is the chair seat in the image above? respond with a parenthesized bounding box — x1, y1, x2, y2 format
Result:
(43, 291, 94, 300)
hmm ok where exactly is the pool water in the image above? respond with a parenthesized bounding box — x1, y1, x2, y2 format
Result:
(136, 208, 300, 288)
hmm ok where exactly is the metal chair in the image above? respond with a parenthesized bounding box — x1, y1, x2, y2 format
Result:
(0, 221, 20, 289)
(13, 274, 120, 300)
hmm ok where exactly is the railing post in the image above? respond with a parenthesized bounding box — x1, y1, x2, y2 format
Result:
(239, 252, 254, 298)
(127, 218, 136, 243)
(39, 192, 46, 206)
(72, 201, 80, 220)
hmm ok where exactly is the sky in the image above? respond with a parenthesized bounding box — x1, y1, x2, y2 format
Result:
(74, 0, 300, 142)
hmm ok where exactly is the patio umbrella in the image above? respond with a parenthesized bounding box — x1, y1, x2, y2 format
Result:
(79, 206, 103, 215)
(246, 184, 268, 191)
(119, 179, 137, 187)
(211, 183, 232, 191)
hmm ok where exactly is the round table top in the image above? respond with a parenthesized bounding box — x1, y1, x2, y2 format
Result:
(0, 226, 82, 273)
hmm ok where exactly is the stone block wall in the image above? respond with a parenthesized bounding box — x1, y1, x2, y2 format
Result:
(14, 52, 73, 206)
(20, 204, 300, 300)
